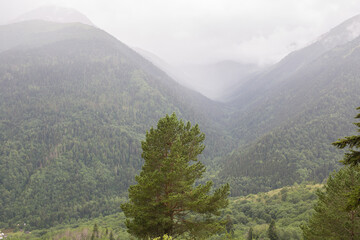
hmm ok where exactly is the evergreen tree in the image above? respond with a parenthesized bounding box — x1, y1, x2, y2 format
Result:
(247, 227, 253, 240)
(121, 113, 229, 239)
(333, 107, 360, 166)
(91, 223, 98, 240)
(109, 231, 115, 240)
(302, 167, 360, 239)
(333, 107, 360, 209)
(267, 220, 279, 240)
(225, 215, 234, 236)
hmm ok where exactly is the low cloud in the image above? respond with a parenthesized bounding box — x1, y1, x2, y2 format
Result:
(1, 0, 360, 65)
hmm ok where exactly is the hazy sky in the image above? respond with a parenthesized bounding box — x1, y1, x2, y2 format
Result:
(1, 0, 360, 66)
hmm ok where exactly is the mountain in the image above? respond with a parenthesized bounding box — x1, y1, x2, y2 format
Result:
(10, 5, 94, 26)
(227, 14, 360, 108)
(0, 20, 234, 229)
(2, 7, 360, 232)
(220, 16, 360, 195)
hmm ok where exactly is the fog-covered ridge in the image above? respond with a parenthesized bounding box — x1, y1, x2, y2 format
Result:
(10, 5, 94, 26)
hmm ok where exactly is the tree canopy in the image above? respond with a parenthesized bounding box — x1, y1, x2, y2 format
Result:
(302, 167, 360, 239)
(303, 107, 360, 239)
(121, 113, 229, 239)
(333, 107, 360, 209)
(333, 107, 360, 167)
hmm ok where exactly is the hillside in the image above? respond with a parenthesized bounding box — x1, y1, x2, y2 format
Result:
(227, 14, 360, 109)
(220, 22, 360, 195)
(4, 183, 321, 240)
(0, 20, 234, 229)
(2, 9, 360, 235)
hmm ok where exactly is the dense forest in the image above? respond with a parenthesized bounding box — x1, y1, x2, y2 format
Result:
(1, 12, 360, 239)
(0, 21, 235, 229)
(219, 26, 360, 195)
(5, 183, 320, 239)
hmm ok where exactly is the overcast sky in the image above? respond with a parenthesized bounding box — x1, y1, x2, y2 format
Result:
(1, 0, 360, 66)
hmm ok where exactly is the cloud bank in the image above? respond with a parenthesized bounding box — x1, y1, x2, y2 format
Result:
(1, 0, 360, 65)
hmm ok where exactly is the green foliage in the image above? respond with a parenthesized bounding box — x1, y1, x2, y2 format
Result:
(225, 215, 235, 236)
(4, 183, 319, 240)
(221, 99, 357, 196)
(2, 17, 360, 238)
(0, 21, 234, 229)
(303, 107, 360, 239)
(332, 107, 360, 210)
(224, 184, 320, 240)
(109, 231, 114, 240)
(220, 32, 360, 196)
(302, 167, 360, 239)
(333, 107, 360, 167)
(153, 234, 173, 240)
(246, 227, 253, 240)
(121, 114, 229, 239)
(4, 213, 130, 239)
(91, 223, 99, 240)
(267, 220, 279, 240)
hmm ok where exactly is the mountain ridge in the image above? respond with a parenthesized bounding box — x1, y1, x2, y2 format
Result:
(0, 20, 234, 229)
(10, 5, 94, 26)
(220, 28, 360, 195)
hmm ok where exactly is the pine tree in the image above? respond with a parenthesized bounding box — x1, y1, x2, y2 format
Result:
(303, 107, 360, 239)
(333, 107, 360, 167)
(121, 113, 230, 239)
(91, 223, 99, 240)
(225, 215, 234, 236)
(302, 167, 360, 239)
(267, 220, 279, 240)
(109, 231, 115, 240)
(247, 227, 253, 240)
(333, 107, 360, 209)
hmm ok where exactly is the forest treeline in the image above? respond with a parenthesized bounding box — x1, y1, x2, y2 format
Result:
(5, 183, 320, 239)
(0, 21, 234, 229)
(1, 18, 360, 234)
(219, 32, 360, 195)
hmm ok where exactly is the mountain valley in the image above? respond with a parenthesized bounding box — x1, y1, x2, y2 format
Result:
(1, 7, 360, 239)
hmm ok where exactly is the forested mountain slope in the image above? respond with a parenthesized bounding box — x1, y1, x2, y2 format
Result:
(221, 31, 360, 196)
(0, 20, 234, 228)
(5, 183, 320, 239)
(2, 12, 360, 232)
(227, 14, 360, 110)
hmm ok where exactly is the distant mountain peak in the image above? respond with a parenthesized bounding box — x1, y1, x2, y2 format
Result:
(318, 14, 360, 49)
(11, 5, 94, 26)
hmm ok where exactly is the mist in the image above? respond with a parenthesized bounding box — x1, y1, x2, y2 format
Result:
(1, 0, 360, 99)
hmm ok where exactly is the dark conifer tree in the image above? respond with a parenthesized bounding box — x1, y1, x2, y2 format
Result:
(225, 215, 234, 236)
(267, 220, 279, 240)
(121, 113, 229, 239)
(333, 107, 360, 209)
(91, 223, 98, 240)
(302, 167, 360, 239)
(247, 227, 253, 240)
(333, 107, 360, 166)
(109, 231, 115, 240)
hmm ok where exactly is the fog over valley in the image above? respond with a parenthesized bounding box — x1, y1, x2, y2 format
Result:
(1, 0, 360, 98)
(1, 1, 360, 239)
